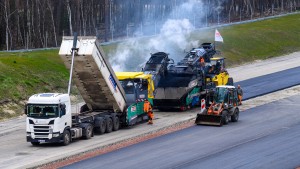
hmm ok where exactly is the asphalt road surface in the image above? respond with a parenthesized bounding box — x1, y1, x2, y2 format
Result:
(63, 94, 300, 169)
(238, 66, 300, 100)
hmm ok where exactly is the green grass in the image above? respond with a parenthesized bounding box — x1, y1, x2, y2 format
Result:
(190, 13, 300, 66)
(0, 50, 69, 102)
(0, 49, 70, 120)
(1, 13, 300, 120)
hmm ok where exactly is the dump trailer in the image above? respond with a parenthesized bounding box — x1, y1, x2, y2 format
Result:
(195, 85, 239, 126)
(25, 36, 152, 146)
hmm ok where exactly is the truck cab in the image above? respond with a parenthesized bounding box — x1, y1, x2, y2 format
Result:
(25, 93, 71, 145)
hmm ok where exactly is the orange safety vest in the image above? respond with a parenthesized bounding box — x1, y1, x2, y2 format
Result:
(143, 100, 152, 112)
(200, 57, 204, 63)
(144, 100, 154, 120)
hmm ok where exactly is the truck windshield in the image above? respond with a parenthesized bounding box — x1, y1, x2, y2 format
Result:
(27, 104, 59, 118)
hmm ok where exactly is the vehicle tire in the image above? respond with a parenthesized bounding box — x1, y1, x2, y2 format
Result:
(221, 111, 229, 125)
(231, 109, 239, 122)
(95, 117, 106, 134)
(83, 123, 93, 139)
(31, 142, 40, 146)
(62, 130, 71, 146)
(112, 116, 120, 131)
(106, 117, 113, 133)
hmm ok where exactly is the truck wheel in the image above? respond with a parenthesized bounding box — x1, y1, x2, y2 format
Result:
(106, 117, 113, 133)
(83, 123, 93, 139)
(221, 111, 229, 125)
(62, 130, 71, 146)
(231, 109, 239, 122)
(31, 142, 40, 146)
(95, 117, 106, 134)
(112, 116, 120, 131)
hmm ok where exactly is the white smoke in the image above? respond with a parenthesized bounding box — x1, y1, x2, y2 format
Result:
(108, 0, 205, 72)
(160, 19, 197, 51)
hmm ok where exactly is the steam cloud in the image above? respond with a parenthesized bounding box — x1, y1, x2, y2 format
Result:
(108, 0, 204, 72)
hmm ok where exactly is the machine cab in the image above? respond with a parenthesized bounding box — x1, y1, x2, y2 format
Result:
(206, 57, 225, 75)
(116, 72, 155, 106)
(214, 86, 238, 106)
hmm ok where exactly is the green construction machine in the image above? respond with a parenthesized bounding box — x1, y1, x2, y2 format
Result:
(115, 72, 155, 125)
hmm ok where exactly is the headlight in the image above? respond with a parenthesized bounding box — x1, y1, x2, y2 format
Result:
(52, 133, 60, 137)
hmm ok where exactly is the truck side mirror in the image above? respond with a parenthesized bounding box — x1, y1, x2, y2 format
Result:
(24, 104, 28, 115)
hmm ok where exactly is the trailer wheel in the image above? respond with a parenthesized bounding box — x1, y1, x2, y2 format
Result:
(106, 117, 113, 133)
(95, 117, 106, 134)
(112, 116, 120, 131)
(83, 123, 93, 139)
(231, 109, 239, 122)
(62, 130, 71, 146)
(221, 111, 229, 125)
(31, 142, 40, 146)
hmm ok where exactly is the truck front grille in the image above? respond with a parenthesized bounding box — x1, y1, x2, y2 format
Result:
(33, 125, 50, 138)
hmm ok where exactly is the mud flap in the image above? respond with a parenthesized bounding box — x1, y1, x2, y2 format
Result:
(195, 114, 222, 126)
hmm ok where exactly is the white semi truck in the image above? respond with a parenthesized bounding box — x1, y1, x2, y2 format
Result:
(25, 36, 153, 145)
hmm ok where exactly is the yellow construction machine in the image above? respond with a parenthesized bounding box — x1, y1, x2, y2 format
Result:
(205, 57, 233, 88)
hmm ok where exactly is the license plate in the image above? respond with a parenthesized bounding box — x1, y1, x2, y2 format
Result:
(38, 140, 45, 143)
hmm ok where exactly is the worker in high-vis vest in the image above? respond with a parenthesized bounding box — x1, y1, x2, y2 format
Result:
(144, 99, 154, 124)
(200, 57, 205, 67)
(237, 85, 243, 105)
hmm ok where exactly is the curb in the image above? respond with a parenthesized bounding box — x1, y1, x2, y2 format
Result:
(30, 117, 196, 169)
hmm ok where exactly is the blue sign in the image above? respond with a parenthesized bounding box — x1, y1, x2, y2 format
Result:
(109, 74, 117, 91)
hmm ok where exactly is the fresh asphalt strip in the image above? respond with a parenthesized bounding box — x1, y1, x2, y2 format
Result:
(237, 66, 300, 100)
